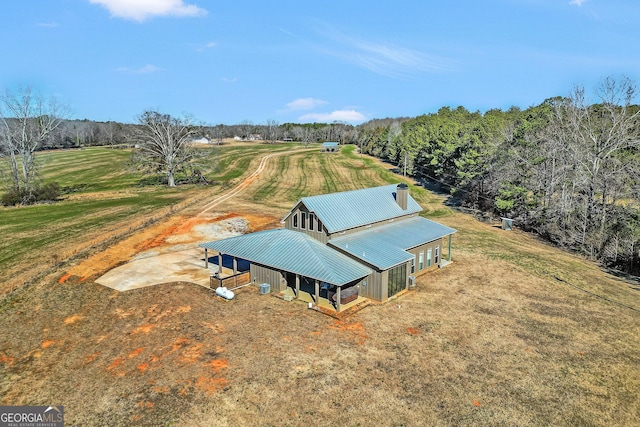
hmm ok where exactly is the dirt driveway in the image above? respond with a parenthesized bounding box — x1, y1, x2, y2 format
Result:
(59, 151, 297, 290)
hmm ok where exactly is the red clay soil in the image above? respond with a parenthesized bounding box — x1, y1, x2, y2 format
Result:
(60, 211, 281, 284)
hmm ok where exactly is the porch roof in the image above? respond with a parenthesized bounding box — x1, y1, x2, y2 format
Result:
(199, 228, 371, 286)
(328, 216, 456, 270)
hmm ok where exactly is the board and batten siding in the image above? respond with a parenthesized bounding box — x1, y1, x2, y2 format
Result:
(406, 237, 446, 275)
(358, 271, 384, 301)
(284, 204, 329, 244)
(250, 264, 286, 292)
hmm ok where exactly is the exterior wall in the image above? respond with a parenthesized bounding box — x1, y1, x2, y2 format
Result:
(406, 238, 445, 276)
(403, 260, 412, 289)
(326, 213, 419, 241)
(283, 203, 330, 244)
(358, 271, 384, 301)
(250, 263, 286, 292)
(380, 270, 389, 300)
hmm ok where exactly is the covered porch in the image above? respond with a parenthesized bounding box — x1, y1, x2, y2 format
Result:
(281, 273, 365, 312)
(199, 228, 372, 312)
(280, 283, 367, 313)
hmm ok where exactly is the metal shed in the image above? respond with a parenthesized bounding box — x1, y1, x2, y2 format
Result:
(321, 142, 339, 152)
(501, 217, 514, 231)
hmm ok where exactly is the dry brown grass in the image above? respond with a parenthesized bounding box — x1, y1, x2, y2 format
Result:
(0, 147, 639, 426)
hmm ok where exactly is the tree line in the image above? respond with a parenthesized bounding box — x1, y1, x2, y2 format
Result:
(355, 76, 640, 275)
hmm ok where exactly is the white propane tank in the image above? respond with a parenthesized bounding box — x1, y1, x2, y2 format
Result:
(215, 286, 235, 300)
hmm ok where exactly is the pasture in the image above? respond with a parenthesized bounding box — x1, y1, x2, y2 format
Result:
(0, 142, 638, 426)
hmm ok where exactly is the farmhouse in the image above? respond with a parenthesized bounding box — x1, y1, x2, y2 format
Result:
(200, 184, 456, 312)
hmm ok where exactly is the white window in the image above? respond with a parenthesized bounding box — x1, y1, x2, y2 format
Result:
(309, 213, 315, 231)
(427, 249, 432, 267)
(293, 213, 298, 228)
(419, 252, 424, 270)
(301, 212, 307, 229)
(435, 246, 440, 265)
(411, 255, 416, 274)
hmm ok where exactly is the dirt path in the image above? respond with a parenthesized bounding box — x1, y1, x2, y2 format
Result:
(61, 149, 308, 284)
(198, 151, 281, 216)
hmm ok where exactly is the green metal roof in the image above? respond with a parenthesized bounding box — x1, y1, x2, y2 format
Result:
(328, 217, 457, 270)
(286, 184, 422, 234)
(199, 229, 371, 286)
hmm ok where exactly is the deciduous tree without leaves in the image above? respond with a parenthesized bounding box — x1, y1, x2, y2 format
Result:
(0, 86, 68, 204)
(132, 110, 201, 187)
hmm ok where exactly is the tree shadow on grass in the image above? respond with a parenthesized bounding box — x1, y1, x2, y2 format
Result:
(603, 267, 640, 292)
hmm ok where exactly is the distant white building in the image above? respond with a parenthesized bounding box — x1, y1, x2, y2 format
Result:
(190, 136, 212, 144)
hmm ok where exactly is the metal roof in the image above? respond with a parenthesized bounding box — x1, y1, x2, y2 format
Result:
(288, 184, 422, 234)
(329, 216, 457, 270)
(199, 229, 371, 286)
(322, 142, 339, 147)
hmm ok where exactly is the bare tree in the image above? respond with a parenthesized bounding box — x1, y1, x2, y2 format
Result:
(0, 86, 68, 202)
(237, 120, 253, 140)
(105, 121, 123, 147)
(212, 124, 225, 144)
(549, 76, 640, 253)
(132, 110, 201, 187)
(265, 119, 279, 143)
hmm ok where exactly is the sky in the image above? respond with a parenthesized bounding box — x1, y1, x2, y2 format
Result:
(1, 0, 639, 125)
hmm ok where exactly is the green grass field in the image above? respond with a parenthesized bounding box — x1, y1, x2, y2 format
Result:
(0, 144, 295, 288)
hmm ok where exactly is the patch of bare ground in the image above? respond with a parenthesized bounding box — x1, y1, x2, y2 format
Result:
(60, 211, 280, 283)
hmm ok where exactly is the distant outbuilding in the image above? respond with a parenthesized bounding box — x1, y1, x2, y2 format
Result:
(501, 217, 514, 231)
(321, 142, 339, 152)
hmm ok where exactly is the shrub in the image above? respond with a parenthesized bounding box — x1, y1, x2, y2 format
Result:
(1, 182, 61, 206)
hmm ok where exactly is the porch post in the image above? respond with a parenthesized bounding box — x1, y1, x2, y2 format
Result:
(314, 280, 319, 304)
(204, 248, 208, 268)
(233, 257, 237, 275)
(218, 253, 223, 276)
(336, 286, 341, 312)
(448, 235, 452, 262)
(295, 275, 300, 299)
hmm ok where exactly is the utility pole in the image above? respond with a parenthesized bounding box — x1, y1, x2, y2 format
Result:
(403, 152, 407, 177)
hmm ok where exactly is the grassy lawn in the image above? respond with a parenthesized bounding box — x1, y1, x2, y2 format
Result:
(0, 143, 638, 426)
(0, 142, 311, 291)
(38, 147, 141, 192)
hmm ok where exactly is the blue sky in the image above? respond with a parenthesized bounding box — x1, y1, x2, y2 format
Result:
(1, 0, 638, 124)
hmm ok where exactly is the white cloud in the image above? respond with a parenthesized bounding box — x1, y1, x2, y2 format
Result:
(299, 110, 366, 123)
(195, 41, 218, 52)
(313, 23, 453, 78)
(220, 77, 237, 83)
(36, 22, 60, 28)
(88, 0, 207, 22)
(569, 0, 586, 6)
(117, 64, 161, 74)
(285, 97, 328, 111)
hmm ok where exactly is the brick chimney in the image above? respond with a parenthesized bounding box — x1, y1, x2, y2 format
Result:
(396, 183, 408, 210)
